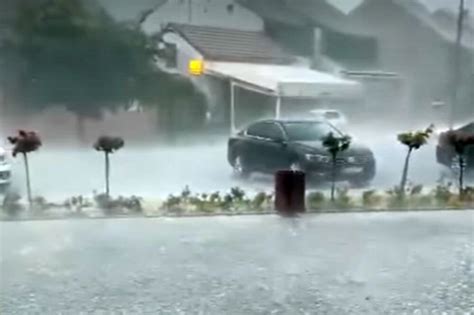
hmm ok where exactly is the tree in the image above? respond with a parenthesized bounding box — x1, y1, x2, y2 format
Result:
(397, 125, 433, 195)
(94, 136, 124, 197)
(439, 129, 474, 197)
(322, 132, 351, 202)
(7, 130, 42, 208)
(1, 0, 205, 142)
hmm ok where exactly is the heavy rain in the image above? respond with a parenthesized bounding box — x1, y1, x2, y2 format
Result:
(0, 0, 473, 314)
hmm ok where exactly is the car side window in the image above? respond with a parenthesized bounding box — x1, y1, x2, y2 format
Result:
(247, 122, 284, 141)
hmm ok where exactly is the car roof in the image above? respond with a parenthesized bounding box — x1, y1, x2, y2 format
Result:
(310, 109, 341, 114)
(247, 119, 327, 125)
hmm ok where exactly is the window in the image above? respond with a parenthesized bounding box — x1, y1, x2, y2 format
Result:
(283, 121, 340, 141)
(247, 122, 284, 140)
(324, 111, 341, 119)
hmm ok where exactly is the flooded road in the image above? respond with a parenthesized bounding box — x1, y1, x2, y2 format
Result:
(7, 130, 441, 201)
(1, 210, 473, 314)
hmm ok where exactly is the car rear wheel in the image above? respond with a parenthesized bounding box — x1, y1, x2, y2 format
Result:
(233, 155, 251, 178)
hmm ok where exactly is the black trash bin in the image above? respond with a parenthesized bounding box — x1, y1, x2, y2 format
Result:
(274, 170, 306, 216)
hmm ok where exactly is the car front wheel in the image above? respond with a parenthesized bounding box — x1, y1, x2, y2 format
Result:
(233, 155, 251, 178)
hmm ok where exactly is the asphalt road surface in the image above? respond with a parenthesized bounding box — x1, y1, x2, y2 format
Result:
(6, 130, 442, 201)
(1, 210, 473, 314)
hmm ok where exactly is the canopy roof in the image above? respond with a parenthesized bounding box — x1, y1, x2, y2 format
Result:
(205, 61, 362, 99)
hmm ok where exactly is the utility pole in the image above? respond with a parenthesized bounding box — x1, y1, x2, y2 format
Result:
(449, 0, 465, 129)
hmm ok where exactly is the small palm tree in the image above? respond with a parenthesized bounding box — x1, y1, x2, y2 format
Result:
(7, 130, 42, 208)
(94, 136, 124, 197)
(440, 130, 474, 198)
(397, 125, 433, 196)
(322, 132, 351, 202)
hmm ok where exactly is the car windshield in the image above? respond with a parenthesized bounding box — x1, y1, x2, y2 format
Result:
(283, 122, 341, 141)
(324, 111, 340, 119)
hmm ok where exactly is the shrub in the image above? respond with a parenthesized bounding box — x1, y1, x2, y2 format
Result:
(2, 192, 24, 217)
(64, 195, 93, 213)
(334, 187, 354, 209)
(251, 192, 273, 212)
(432, 183, 453, 206)
(307, 191, 326, 210)
(362, 190, 383, 209)
(94, 193, 142, 214)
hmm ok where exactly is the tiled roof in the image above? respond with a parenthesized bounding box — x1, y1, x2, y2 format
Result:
(167, 23, 295, 64)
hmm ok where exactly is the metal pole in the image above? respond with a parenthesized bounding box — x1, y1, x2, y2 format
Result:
(230, 81, 236, 134)
(449, 0, 465, 129)
(275, 95, 281, 119)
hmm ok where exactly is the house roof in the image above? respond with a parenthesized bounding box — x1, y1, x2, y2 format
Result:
(236, 0, 313, 27)
(166, 23, 295, 64)
(239, 0, 374, 37)
(290, 0, 375, 36)
(354, 0, 474, 50)
(205, 61, 362, 98)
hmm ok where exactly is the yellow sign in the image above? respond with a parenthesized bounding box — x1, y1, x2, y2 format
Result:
(188, 59, 204, 76)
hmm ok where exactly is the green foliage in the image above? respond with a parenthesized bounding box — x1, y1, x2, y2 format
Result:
(397, 125, 434, 150)
(94, 136, 124, 153)
(1, 0, 205, 120)
(64, 195, 93, 213)
(94, 194, 142, 214)
(362, 190, 383, 209)
(432, 183, 453, 206)
(386, 186, 407, 209)
(307, 191, 326, 210)
(2, 192, 24, 217)
(322, 132, 351, 156)
(333, 187, 354, 209)
(161, 187, 272, 214)
(397, 125, 433, 196)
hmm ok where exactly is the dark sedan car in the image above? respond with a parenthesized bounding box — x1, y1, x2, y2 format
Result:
(228, 120, 376, 185)
(436, 121, 474, 172)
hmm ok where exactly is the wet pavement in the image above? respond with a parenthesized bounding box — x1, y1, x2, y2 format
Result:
(1, 210, 473, 314)
(6, 130, 442, 201)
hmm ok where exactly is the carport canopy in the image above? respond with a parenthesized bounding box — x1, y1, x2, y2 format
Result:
(204, 61, 363, 132)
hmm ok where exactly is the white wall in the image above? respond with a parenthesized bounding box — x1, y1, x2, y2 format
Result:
(162, 32, 203, 74)
(142, 0, 263, 34)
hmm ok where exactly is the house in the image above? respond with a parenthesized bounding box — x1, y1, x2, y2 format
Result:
(349, 0, 474, 120)
(157, 22, 363, 132)
(236, 0, 406, 118)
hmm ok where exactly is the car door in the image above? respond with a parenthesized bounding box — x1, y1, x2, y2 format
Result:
(256, 122, 289, 172)
(244, 122, 272, 171)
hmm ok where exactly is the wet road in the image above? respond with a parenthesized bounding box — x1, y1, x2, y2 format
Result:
(1, 211, 473, 314)
(7, 131, 441, 201)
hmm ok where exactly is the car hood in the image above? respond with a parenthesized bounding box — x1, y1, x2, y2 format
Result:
(293, 140, 373, 155)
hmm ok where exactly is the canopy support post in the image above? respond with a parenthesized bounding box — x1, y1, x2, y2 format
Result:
(230, 81, 236, 134)
(275, 95, 282, 119)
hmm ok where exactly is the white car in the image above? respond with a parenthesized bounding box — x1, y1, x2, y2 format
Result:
(0, 147, 12, 189)
(310, 109, 347, 128)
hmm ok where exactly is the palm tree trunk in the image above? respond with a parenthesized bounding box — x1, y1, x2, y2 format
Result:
(105, 152, 110, 197)
(400, 148, 413, 195)
(331, 154, 337, 202)
(459, 154, 464, 198)
(23, 152, 32, 209)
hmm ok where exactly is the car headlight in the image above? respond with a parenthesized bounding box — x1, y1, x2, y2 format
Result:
(305, 154, 331, 163)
